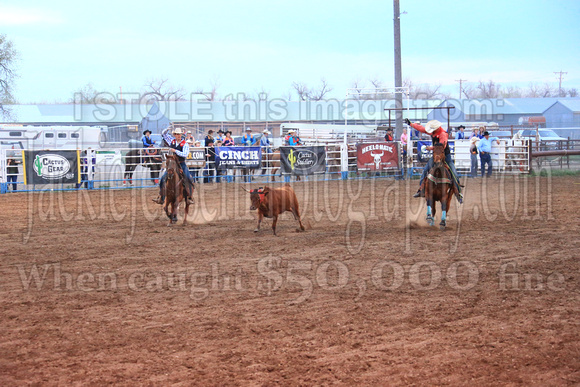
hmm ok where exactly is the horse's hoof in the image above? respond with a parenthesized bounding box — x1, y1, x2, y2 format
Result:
(254, 229, 259, 233)
(426, 216, 434, 226)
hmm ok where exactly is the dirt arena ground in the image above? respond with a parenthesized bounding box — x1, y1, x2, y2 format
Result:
(0, 175, 579, 385)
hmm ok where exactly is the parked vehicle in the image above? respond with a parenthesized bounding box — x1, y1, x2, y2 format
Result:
(514, 129, 566, 141)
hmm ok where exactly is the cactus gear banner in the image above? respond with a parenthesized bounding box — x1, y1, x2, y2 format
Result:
(23, 150, 80, 185)
(280, 146, 326, 175)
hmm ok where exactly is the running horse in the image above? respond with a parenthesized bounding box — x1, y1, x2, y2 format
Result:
(123, 147, 163, 185)
(163, 153, 192, 226)
(425, 143, 457, 230)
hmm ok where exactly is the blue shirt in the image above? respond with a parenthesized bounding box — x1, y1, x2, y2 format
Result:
(288, 136, 301, 146)
(142, 135, 155, 147)
(477, 136, 499, 153)
(242, 133, 257, 146)
(455, 131, 465, 140)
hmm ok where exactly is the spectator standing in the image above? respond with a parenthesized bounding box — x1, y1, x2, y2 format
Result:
(223, 131, 235, 146)
(216, 130, 225, 143)
(260, 129, 272, 152)
(142, 130, 155, 148)
(477, 126, 486, 139)
(469, 136, 479, 178)
(478, 131, 500, 178)
(384, 128, 394, 142)
(204, 130, 214, 147)
(214, 140, 224, 183)
(455, 125, 465, 140)
(288, 131, 302, 146)
(76, 148, 96, 189)
(469, 128, 478, 139)
(6, 156, 19, 191)
(242, 127, 257, 146)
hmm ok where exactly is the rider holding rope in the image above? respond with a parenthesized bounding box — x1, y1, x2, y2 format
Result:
(405, 119, 463, 204)
(153, 127, 195, 205)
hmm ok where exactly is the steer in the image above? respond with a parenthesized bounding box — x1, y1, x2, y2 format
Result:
(246, 184, 305, 235)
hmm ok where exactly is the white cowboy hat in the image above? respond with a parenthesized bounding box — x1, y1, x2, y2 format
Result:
(287, 129, 296, 134)
(173, 127, 184, 135)
(263, 129, 270, 134)
(425, 120, 442, 134)
(470, 136, 479, 143)
(245, 127, 252, 131)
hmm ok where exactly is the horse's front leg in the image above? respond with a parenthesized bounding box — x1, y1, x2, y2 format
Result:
(425, 192, 435, 227)
(440, 189, 453, 230)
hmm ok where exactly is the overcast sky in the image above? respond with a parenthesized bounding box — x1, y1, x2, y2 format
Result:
(2, 0, 579, 103)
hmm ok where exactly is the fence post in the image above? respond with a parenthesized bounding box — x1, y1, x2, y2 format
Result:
(0, 149, 6, 194)
(340, 143, 348, 180)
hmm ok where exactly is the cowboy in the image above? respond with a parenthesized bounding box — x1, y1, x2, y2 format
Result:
(455, 125, 466, 140)
(260, 129, 272, 153)
(384, 127, 394, 142)
(153, 127, 195, 205)
(284, 130, 294, 145)
(405, 119, 463, 203)
(216, 130, 225, 143)
(242, 127, 257, 146)
(288, 130, 302, 146)
(142, 130, 155, 148)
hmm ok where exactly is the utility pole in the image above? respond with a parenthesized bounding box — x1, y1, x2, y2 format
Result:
(554, 71, 567, 97)
(455, 79, 467, 99)
(393, 0, 403, 136)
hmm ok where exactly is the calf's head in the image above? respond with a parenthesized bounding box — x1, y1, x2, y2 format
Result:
(248, 187, 269, 210)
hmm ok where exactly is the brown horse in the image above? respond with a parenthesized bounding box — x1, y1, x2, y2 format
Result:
(163, 153, 191, 226)
(425, 143, 457, 230)
(124, 148, 163, 185)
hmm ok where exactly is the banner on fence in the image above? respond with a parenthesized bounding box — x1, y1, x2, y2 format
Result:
(356, 142, 399, 170)
(23, 150, 80, 185)
(214, 146, 261, 169)
(280, 146, 326, 175)
(186, 148, 206, 168)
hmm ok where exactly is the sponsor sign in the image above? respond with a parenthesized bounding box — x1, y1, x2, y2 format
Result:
(23, 150, 80, 185)
(214, 146, 261, 169)
(280, 146, 326, 175)
(186, 148, 206, 168)
(357, 142, 399, 171)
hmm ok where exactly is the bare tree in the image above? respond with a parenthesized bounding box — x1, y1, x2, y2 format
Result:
(501, 85, 523, 98)
(193, 75, 220, 101)
(0, 34, 18, 119)
(475, 80, 501, 98)
(291, 81, 310, 101)
(143, 77, 186, 102)
(567, 88, 578, 97)
(309, 78, 333, 101)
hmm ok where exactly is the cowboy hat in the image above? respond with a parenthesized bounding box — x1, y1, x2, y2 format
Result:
(457, 125, 465, 130)
(262, 129, 270, 134)
(172, 127, 184, 135)
(483, 131, 490, 136)
(470, 136, 479, 143)
(425, 120, 442, 134)
(143, 130, 152, 135)
(287, 129, 296, 134)
(245, 127, 252, 131)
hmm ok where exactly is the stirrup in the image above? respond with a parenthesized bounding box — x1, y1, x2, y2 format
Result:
(152, 196, 164, 204)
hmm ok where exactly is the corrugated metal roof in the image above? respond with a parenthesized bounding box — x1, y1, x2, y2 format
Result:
(551, 99, 580, 112)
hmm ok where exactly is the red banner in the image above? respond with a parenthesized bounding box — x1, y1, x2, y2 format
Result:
(357, 142, 399, 171)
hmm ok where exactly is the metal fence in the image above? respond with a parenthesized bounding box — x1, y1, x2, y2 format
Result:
(0, 139, 546, 194)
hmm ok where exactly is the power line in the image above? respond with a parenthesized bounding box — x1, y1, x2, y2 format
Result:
(554, 71, 567, 96)
(455, 79, 467, 98)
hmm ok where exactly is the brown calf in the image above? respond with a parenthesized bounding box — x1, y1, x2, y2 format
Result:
(247, 184, 305, 235)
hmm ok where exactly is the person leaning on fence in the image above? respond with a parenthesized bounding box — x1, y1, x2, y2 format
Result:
(142, 130, 155, 148)
(260, 129, 272, 153)
(478, 131, 500, 178)
(204, 130, 214, 147)
(6, 156, 19, 191)
(223, 131, 234, 146)
(243, 127, 257, 146)
(405, 119, 463, 204)
(288, 130, 302, 146)
(455, 125, 465, 140)
(153, 127, 195, 205)
(384, 128, 394, 142)
(470, 136, 479, 178)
